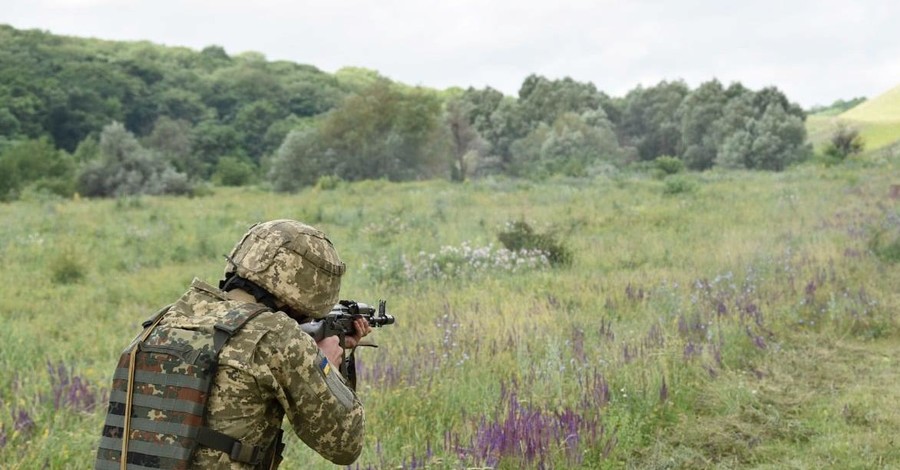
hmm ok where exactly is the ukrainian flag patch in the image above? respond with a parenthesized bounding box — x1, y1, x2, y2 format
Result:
(320, 357, 331, 375)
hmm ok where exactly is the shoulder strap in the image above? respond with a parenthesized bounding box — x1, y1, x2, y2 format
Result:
(198, 304, 272, 466)
(119, 308, 170, 470)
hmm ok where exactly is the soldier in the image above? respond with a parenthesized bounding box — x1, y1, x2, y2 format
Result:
(95, 219, 369, 469)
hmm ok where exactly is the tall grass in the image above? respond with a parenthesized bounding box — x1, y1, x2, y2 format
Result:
(1, 158, 898, 468)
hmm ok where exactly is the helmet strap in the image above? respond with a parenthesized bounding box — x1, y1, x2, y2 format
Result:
(219, 273, 280, 311)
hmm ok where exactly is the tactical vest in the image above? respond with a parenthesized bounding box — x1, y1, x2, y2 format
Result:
(95, 303, 280, 470)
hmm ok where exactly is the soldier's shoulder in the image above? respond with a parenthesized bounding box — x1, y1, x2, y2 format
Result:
(244, 309, 296, 332)
(247, 311, 318, 357)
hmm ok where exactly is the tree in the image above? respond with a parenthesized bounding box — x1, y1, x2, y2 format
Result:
(716, 103, 811, 170)
(318, 80, 444, 181)
(443, 97, 487, 181)
(517, 75, 609, 130)
(677, 80, 728, 170)
(191, 119, 243, 179)
(143, 116, 196, 174)
(0, 137, 75, 201)
(510, 110, 622, 178)
(212, 155, 258, 186)
(77, 122, 191, 197)
(233, 100, 283, 161)
(459, 87, 511, 166)
(269, 127, 328, 192)
(483, 96, 527, 168)
(617, 80, 689, 161)
(156, 88, 211, 123)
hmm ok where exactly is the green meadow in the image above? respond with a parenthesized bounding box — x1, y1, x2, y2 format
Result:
(1, 153, 899, 468)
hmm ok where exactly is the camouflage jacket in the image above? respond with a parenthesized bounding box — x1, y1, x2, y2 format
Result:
(122, 278, 364, 468)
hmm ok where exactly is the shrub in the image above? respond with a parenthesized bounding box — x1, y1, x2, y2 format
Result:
(823, 123, 864, 161)
(0, 138, 75, 201)
(212, 156, 257, 186)
(49, 250, 87, 284)
(498, 220, 573, 266)
(316, 175, 343, 191)
(654, 156, 685, 176)
(662, 175, 697, 195)
(77, 122, 192, 197)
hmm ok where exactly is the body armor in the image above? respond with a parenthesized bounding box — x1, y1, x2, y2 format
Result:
(95, 303, 280, 469)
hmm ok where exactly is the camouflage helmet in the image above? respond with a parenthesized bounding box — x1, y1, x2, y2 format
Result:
(225, 219, 345, 319)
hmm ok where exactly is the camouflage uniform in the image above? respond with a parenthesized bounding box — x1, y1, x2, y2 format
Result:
(96, 220, 362, 469)
(178, 279, 364, 467)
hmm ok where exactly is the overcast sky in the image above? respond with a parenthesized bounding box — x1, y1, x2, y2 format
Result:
(4, 0, 899, 108)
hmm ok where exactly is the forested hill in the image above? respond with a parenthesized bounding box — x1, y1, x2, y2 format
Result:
(0, 24, 351, 155)
(1, 23, 814, 201)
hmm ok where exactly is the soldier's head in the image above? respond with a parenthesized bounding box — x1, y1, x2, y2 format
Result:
(222, 219, 345, 319)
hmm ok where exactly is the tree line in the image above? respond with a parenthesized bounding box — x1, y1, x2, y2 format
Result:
(0, 24, 812, 200)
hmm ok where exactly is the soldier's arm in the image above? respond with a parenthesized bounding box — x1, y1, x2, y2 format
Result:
(256, 320, 365, 465)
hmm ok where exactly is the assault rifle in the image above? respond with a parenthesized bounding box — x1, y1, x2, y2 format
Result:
(300, 300, 395, 389)
(300, 300, 395, 343)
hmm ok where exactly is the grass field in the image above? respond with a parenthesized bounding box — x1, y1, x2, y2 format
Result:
(1, 151, 899, 468)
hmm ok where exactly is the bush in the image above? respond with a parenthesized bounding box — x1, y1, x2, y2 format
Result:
(823, 123, 864, 162)
(0, 138, 75, 201)
(316, 175, 343, 191)
(662, 175, 697, 195)
(49, 250, 87, 284)
(497, 220, 573, 266)
(77, 122, 192, 197)
(654, 156, 685, 176)
(212, 156, 257, 186)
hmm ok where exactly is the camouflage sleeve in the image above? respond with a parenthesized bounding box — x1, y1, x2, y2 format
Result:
(254, 318, 365, 465)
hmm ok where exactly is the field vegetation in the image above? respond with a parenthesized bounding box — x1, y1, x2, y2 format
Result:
(1, 146, 898, 468)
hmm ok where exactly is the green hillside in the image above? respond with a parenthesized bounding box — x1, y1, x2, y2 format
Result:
(842, 85, 900, 122)
(808, 85, 900, 152)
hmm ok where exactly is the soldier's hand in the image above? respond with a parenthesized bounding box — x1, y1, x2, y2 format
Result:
(316, 336, 344, 367)
(341, 317, 372, 349)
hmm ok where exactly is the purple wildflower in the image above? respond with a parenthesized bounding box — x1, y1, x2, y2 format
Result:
(46, 361, 101, 412)
(13, 408, 34, 433)
(683, 341, 703, 360)
(570, 327, 586, 363)
(753, 335, 767, 349)
(805, 279, 817, 300)
(450, 380, 613, 467)
(645, 324, 664, 348)
(716, 299, 728, 316)
(598, 319, 615, 341)
(711, 342, 723, 365)
(625, 283, 646, 301)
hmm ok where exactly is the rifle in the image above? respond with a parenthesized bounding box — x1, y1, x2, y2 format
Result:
(300, 300, 395, 389)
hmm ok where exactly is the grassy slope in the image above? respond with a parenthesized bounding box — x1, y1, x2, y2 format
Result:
(0, 156, 899, 468)
(809, 85, 900, 152)
(842, 85, 900, 122)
